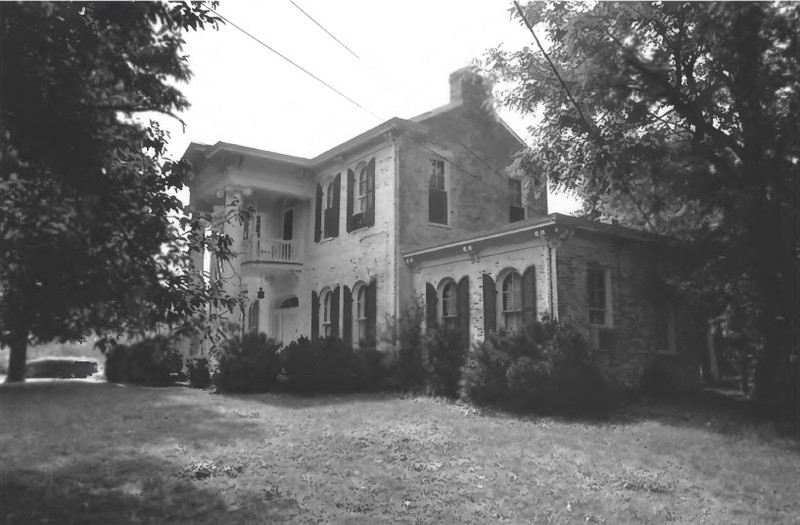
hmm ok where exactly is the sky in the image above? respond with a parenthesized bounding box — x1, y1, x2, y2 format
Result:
(164, 0, 581, 214)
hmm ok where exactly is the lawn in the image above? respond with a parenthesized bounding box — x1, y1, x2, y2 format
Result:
(1, 383, 798, 524)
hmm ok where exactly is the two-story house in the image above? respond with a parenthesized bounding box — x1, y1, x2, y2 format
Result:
(184, 69, 701, 388)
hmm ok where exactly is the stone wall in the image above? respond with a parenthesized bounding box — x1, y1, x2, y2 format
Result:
(556, 232, 701, 389)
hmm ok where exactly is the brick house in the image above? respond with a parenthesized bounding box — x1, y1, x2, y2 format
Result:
(183, 69, 700, 388)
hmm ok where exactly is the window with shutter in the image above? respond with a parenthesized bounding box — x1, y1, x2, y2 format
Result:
(426, 283, 437, 329)
(364, 158, 375, 226)
(321, 289, 332, 337)
(322, 174, 341, 239)
(482, 273, 496, 334)
(428, 159, 448, 225)
(509, 178, 525, 222)
(314, 183, 322, 242)
(311, 291, 319, 340)
(501, 272, 522, 331)
(456, 276, 469, 345)
(365, 278, 377, 346)
(587, 266, 607, 326)
(330, 286, 340, 337)
(343, 286, 353, 345)
(522, 266, 536, 325)
(440, 280, 457, 331)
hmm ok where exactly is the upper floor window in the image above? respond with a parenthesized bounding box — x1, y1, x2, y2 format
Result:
(357, 166, 367, 213)
(509, 178, 525, 223)
(315, 174, 341, 241)
(428, 159, 448, 225)
(588, 266, 612, 327)
(347, 159, 375, 232)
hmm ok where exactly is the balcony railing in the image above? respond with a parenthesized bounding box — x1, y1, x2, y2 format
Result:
(242, 238, 301, 264)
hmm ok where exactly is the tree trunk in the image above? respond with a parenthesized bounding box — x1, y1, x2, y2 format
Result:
(5, 332, 28, 383)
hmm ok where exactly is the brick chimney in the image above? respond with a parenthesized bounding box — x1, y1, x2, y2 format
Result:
(449, 67, 489, 106)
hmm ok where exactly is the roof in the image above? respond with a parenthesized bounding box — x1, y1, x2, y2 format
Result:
(182, 117, 430, 170)
(402, 213, 652, 259)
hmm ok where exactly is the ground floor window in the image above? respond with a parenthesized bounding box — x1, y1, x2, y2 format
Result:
(501, 272, 522, 331)
(321, 289, 332, 337)
(247, 300, 259, 334)
(441, 280, 457, 330)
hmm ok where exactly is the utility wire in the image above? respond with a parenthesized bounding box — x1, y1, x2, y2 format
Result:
(511, 0, 659, 233)
(288, 1, 361, 61)
(205, 3, 543, 211)
(204, 3, 382, 122)
(285, 1, 547, 209)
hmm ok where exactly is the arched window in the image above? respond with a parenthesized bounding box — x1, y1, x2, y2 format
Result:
(357, 163, 368, 214)
(440, 280, 457, 330)
(355, 283, 367, 342)
(280, 296, 298, 309)
(247, 301, 260, 334)
(501, 272, 522, 331)
(321, 289, 332, 337)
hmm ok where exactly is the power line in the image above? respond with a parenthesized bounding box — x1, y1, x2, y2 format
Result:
(204, 3, 382, 121)
(205, 3, 543, 211)
(288, 1, 361, 61)
(284, 3, 547, 209)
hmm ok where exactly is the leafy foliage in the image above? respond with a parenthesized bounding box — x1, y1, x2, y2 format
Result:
(0, 2, 239, 382)
(422, 325, 468, 398)
(104, 336, 183, 387)
(186, 357, 212, 390)
(487, 2, 798, 423)
(213, 333, 282, 393)
(461, 320, 609, 413)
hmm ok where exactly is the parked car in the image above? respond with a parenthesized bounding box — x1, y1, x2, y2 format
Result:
(25, 357, 100, 379)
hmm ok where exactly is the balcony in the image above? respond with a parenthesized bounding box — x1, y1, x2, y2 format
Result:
(242, 238, 302, 265)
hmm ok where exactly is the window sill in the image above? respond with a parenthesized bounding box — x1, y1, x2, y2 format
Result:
(317, 236, 337, 244)
(429, 222, 451, 229)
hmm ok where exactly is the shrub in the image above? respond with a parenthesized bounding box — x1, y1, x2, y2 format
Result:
(186, 357, 212, 389)
(350, 345, 387, 392)
(639, 361, 679, 399)
(460, 319, 609, 413)
(281, 337, 363, 394)
(104, 336, 182, 387)
(423, 324, 468, 398)
(213, 333, 281, 393)
(382, 303, 426, 391)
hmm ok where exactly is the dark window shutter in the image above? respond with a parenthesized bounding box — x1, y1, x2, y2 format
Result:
(522, 267, 537, 325)
(311, 291, 319, 340)
(482, 273, 496, 334)
(510, 206, 525, 223)
(331, 286, 340, 337)
(365, 278, 377, 345)
(365, 158, 376, 226)
(332, 173, 341, 237)
(456, 276, 470, 345)
(314, 183, 322, 242)
(343, 285, 353, 344)
(346, 169, 355, 232)
(429, 189, 447, 224)
(426, 283, 437, 328)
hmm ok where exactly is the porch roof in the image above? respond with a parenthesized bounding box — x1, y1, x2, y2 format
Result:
(401, 213, 653, 260)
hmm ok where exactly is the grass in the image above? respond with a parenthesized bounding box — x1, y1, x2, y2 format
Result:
(1, 384, 798, 524)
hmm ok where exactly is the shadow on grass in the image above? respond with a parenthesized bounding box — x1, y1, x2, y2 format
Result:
(216, 390, 406, 410)
(0, 382, 302, 524)
(0, 455, 299, 525)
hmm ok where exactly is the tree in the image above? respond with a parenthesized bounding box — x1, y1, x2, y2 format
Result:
(0, 2, 239, 382)
(487, 2, 798, 424)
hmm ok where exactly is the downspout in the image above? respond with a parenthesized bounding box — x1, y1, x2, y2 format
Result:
(548, 241, 559, 321)
(393, 134, 401, 341)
